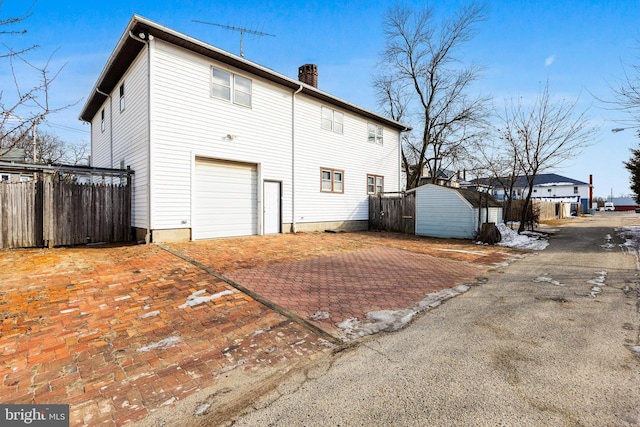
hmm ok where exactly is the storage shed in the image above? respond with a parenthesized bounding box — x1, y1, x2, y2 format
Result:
(414, 184, 503, 239)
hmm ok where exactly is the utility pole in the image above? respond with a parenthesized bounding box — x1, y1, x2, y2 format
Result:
(192, 20, 275, 58)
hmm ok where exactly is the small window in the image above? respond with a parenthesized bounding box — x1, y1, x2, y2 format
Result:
(548, 188, 552, 193)
(367, 124, 383, 145)
(100, 109, 105, 132)
(573, 186, 578, 194)
(119, 83, 125, 112)
(533, 189, 537, 193)
(367, 174, 384, 194)
(1, 174, 9, 181)
(320, 168, 344, 193)
(321, 106, 343, 134)
(212, 67, 231, 101)
(211, 66, 252, 107)
(234, 75, 252, 107)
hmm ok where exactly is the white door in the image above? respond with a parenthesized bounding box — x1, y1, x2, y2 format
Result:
(263, 181, 281, 234)
(193, 159, 257, 239)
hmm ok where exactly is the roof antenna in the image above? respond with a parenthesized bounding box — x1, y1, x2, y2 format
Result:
(192, 20, 275, 58)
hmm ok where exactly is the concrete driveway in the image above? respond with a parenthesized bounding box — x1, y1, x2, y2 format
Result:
(0, 231, 514, 426)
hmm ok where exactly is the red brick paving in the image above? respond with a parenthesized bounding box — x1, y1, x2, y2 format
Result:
(0, 232, 513, 426)
(225, 247, 486, 334)
(0, 244, 329, 427)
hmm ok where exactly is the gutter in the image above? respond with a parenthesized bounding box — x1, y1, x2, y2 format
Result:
(291, 85, 303, 233)
(128, 30, 153, 244)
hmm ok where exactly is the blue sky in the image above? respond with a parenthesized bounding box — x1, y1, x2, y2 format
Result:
(4, 0, 640, 198)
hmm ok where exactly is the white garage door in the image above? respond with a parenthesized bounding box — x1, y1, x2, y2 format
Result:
(193, 158, 257, 239)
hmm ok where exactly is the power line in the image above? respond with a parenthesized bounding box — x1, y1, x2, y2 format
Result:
(192, 20, 275, 58)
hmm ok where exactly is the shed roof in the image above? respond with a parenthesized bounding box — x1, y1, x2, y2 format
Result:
(79, 15, 411, 133)
(412, 184, 502, 208)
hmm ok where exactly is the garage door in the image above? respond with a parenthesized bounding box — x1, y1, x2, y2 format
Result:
(193, 158, 257, 239)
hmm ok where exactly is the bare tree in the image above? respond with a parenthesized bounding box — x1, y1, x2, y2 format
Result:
(498, 82, 596, 233)
(610, 51, 640, 124)
(0, 3, 69, 158)
(373, 3, 491, 190)
(3, 129, 88, 165)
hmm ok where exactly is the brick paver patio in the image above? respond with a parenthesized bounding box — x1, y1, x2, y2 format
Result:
(0, 232, 514, 426)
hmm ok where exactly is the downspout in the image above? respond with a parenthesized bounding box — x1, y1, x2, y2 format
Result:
(95, 88, 113, 168)
(291, 85, 303, 233)
(129, 30, 153, 244)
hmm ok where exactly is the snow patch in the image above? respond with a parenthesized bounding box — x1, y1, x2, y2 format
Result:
(179, 289, 235, 309)
(496, 223, 549, 251)
(337, 285, 470, 341)
(534, 276, 564, 286)
(138, 310, 160, 319)
(137, 336, 181, 352)
(308, 311, 330, 321)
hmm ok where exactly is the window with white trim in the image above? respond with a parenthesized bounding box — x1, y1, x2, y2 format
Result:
(321, 168, 344, 193)
(367, 174, 384, 194)
(573, 186, 578, 194)
(211, 66, 252, 107)
(321, 106, 343, 134)
(367, 123, 383, 145)
(119, 83, 125, 112)
(100, 109, 105, 132)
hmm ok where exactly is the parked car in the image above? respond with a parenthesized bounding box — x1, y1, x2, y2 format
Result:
(604, 202, 615, 211)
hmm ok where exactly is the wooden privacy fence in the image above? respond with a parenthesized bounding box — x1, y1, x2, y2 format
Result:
(1, 180, 131, 249)
(504, 199, 575, 224)
(369, 193, 415, 234)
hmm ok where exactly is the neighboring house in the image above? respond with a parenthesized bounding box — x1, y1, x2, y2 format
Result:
(79, 15, 409, 242)
(0, 149, 32, 182)
(470, 173, 591, 213)
(418, 168, 461, 188)
(413, 184, 503, 239)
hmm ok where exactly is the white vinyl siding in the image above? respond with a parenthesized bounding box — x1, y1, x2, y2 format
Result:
(293, 93, 400, 225)
(90, 49, 149, 229)
(150, 40, 293, 231)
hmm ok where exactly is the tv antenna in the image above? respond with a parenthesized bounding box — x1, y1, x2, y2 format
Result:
(192, 20, 275, 58)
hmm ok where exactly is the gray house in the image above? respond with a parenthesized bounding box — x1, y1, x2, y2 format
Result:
(414, 184, 503, 239)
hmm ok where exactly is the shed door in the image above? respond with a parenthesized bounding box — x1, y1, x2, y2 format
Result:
(263, 181, 281, 234)
(193, 159, 257, 239)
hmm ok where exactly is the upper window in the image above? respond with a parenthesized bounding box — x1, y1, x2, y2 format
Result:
(321, 106, 343, 134)
(119, 83, 125, 112)
(321, 168, 344, 193)
(367, 124, 383, 145)
(573, 186, 578, 194)
(100, 109, 105, 132)
(211, 66, 252, 107)
(367, 175, 384, 194)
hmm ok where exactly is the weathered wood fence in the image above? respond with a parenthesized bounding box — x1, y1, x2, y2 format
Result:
(1, 180, 131, 249)
(504, 199, 574, 223)
(369, 193, 415, 234)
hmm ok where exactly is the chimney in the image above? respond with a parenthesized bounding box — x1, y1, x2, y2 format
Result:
(298, 64, 318, 88)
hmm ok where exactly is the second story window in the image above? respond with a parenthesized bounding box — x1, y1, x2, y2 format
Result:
(367, 124, 383, 145)
(211, 66, 252, 107)
(100, 109, 105, 132)
(119, 83, 125, 112)
(321, 106, 343, 134)
(573, 186, 578, 194)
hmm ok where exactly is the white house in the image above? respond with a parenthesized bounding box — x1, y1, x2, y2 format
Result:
(79, 16, 409, 242)
(413, 184, 503, 239)
(471, 173, 591, 213)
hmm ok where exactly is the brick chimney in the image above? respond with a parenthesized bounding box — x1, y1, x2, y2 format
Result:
(298, 64, 318, 88)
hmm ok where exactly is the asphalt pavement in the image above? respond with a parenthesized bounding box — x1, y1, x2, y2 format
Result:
(226, 213, 640, 426)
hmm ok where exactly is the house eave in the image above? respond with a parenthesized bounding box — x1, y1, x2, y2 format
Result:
(79, 15, 411, 132)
